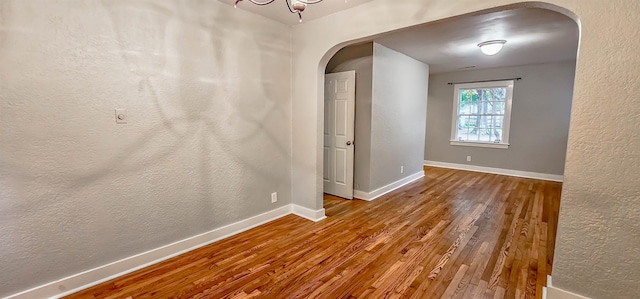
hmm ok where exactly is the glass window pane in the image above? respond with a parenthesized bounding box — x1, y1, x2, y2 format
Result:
(465, 116, 472, 141)
(495, 116, 504, 128)
(482, 128, 493, 142)
(494, 128, 503, 142)
(453, 84, 510, 144)
(457, 116, 468, 141)
(497, 101, 505, 114)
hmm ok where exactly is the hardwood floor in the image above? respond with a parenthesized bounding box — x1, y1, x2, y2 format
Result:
(66, 166, 561, 299)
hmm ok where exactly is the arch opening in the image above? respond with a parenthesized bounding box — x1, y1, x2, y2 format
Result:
(313, 1, 581, 209)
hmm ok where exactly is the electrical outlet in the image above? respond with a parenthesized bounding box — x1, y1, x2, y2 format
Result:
(271, 192, 277, 203)
(401, 166, 404, 174)
(467, 156, 472, 162)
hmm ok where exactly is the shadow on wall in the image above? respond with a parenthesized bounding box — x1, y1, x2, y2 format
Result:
(0, 0, 291, 295)
(0, 1, 287, 203)
(93, 0, 291, 199)
(0, 0, 290, 214)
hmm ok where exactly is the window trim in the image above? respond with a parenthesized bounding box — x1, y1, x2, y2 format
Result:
(449, 80, 514, 149)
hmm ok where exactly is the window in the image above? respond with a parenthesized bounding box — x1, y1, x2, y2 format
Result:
(450, 80, 514, 149)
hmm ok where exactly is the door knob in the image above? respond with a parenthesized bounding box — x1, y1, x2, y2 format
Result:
(346, 141, 352, 146)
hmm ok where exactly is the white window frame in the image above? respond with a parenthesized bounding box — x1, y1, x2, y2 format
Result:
(450, 80, 514, 149)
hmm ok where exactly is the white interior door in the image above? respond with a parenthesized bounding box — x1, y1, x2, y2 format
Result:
(323, 71, 356, 199)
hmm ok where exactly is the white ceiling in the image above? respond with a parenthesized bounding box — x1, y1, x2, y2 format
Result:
(218, 3, 578, 73)
(375, 8, 579, 73)
(217, 0, 374, 26)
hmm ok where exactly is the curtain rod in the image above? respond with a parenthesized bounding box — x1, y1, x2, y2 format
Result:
(447, 77, 522, 85)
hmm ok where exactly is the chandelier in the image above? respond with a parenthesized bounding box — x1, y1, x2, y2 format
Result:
(234, 0, 326, 22)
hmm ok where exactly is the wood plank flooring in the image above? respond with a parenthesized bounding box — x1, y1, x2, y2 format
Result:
(65, 166, 561, 299)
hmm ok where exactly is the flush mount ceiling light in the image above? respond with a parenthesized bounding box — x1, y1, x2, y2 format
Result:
(478, 40, 507, 56)
(234, 0, 333, 23)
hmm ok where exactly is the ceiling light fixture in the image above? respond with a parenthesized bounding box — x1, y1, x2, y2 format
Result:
(478, 40, 507, 56)
(234, 0, 330, 23)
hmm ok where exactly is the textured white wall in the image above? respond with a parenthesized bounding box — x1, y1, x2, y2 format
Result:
(291, 1, 640, 299)
(0, 0, 291, 296)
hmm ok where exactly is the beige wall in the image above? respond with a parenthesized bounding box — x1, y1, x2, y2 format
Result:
(0, 0, 291, 296)
(425, 61, 576, 175)
(291, 1, 640, 298)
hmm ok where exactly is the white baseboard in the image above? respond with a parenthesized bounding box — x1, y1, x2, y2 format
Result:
(354, 171, 425, 201)
(423, 160, 563, 182)
(5, 204, 324, 299)
(291, 204, 327, 222)
(543, 275, 591, 299)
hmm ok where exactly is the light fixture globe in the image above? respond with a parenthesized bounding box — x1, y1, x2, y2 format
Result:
(291, 1, 306, 12)
(478, 40, 507, 56)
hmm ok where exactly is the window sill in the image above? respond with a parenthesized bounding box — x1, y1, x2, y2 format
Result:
(450, 141, 509, 149)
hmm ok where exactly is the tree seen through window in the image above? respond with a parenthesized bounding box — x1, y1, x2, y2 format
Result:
(457, 87, 507, 143)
